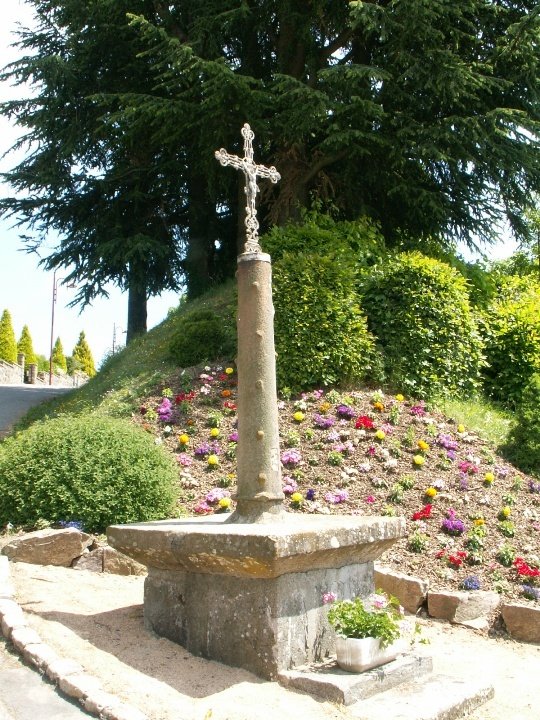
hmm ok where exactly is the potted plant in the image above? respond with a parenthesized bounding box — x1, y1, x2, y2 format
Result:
(327, 591, 407, 673)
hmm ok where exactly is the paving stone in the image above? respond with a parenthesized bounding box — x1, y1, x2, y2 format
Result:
(10, 626, 42, 653)
(58, 671, 103, 700)
(80, 689, 123, 715)
(21, 642, 61, 671)
(427, 590, 500, 623)
(45, 658, 85, 683)
(100, 702, 150, 720)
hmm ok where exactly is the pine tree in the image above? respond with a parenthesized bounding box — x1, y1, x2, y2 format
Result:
(0, 310, 18, 364)
(51, 337, 67, 373)
(71, 331, 96, 377)
(17, 325, 37, 366)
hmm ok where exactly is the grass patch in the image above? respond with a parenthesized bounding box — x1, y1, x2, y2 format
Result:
(431, 395, 514, 448)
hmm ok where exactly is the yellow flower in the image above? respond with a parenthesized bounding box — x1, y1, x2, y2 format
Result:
(474, 518, 485, 527)
(218, 497, 231, 509)
(210, 428, 220, 438)
(293, 411, 305, 422)
(417, 440, 429, 452)
(413, 455, 425, 467)
(207, 454, 219, 467)
(484, 472, 495, 484)
(425, 486, 437, 498)
(178, 434, 189, 445)
(225, 367, 234, 375)
(375, 429, 386, 441)
(395, 394, 405, 402)
(373, 401, 385, 412)
(319, 401, 331, 414)
(290, 492, 303, 504)
(500, 506, 511, 518)
(457, 424, 466, 433)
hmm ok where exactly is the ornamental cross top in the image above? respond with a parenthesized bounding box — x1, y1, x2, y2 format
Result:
(215, 123, 280, 254)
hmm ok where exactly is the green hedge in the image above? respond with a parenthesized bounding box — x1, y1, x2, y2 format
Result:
(503, 373, 540, 476)
(169, 309, 236, 368)
(359, 251, 484, 398)
(273, 251, 382, 391)
(480, 276, 540, 406)
(0, 415, 179, 532)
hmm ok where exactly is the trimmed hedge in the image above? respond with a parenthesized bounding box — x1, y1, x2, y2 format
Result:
(273, 251, 382, 392)
(503, 373, 540, 475)
(169, 309, 236, 368)
(359, 251, 484, 398)
(0, 415, 179, 532)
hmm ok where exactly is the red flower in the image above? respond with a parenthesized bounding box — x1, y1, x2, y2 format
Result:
(355, 415, 375, 429)
(514, 558, 540, 577)
(412, 504, 433, 521)
(175, 391, 196, 404)
(223, 401, 237, 411)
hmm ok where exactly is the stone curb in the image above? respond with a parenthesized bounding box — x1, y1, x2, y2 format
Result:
(0, 556, 150, 720)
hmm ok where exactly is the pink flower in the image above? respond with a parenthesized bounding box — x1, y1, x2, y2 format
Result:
(322, 591, 337, 604)
(365, 495, 376, 504)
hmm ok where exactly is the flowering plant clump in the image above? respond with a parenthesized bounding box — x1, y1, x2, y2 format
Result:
(514, 557, 540, 578)
(293, 411, 305, 422)
(325, 489, 349, 504)
(529, 480, 540, 494)
(410, 403, 426, 417)
(355, 415, 375, 429)
(281, 449, 302, 466)
(460, 575, 481, 591)
(157, 397, 173, 422)
(441, 508, 466, 536)
(313, 414, 335, 429)
(336, 404, 356, 419)
(522, 584, 540, 601)
(327, 591, 403, 646)
(290, 491, 303, 507)
(412, 504, 433, 521)
(437, 434, 459, 451)
(425, 486, 437, 499)
(413, 455, 425, 467)
(207, 454, 220, 467)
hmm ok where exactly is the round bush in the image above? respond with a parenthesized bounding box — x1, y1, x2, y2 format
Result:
(273, 252, 382, 392)
(359, 252, 484, 398)
(503, 373, 540, 475)
(0, 415, 179, 532)
(480, 276, 540, 406)
(169, 309, 236, 368)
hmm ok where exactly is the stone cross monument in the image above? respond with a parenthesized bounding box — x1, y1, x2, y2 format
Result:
(215, 124, 285, 523)
(107, 124, 406, 681)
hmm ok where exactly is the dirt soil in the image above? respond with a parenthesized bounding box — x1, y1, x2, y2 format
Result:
(9, 562, 540, 720)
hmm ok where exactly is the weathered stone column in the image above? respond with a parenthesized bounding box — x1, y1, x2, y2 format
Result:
(231, 251, 285, 523)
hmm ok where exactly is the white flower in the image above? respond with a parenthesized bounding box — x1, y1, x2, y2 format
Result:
(154, 437, 163, 445)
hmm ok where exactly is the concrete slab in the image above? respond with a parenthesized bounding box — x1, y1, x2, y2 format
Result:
(348, 674, 494, 720)
(279, 653, 433, 705)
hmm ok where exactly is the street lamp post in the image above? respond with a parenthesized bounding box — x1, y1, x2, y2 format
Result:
(112, 323, 126, 354)
(49, 269, 73, 385)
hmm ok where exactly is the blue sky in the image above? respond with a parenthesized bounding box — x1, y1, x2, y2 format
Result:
(0, 1, 520, 365)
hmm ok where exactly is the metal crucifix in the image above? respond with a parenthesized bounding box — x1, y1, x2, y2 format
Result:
(215, 124, 280, 254)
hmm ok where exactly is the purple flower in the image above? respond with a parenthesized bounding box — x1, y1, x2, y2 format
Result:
(206, 488, 230, 504)
(459, 473, 469, 491)
(495, 465, 509, 478)
(313, 389, 324, 399)
(313, 414, 335, 429)
(306, 488, 316, 501)
(283, 478, 298, 495)
(322, 591, 337, 604)
(461, 575, 481, 591)
(437, 433, 459, 451)
(522, 584, 540, 601)
(442, 508, 466, 535)
(325, 490, 349, 504)
(447, 449, 457, 461)
(176, 454, 193, 467)
(281, 449, 302, 466)
(410, 403, 426, 417)
(195, 443, 212, 456)
(336, 404, 356, 419)
(228, 431, 239, 443)
(157, 397, 173, 422)
(529, 480, 540, 494)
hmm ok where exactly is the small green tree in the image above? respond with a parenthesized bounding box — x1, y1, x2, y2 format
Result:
(17, 325, 37, 366)
(51, 337, 68, 373)
(72, 331, 96, 377)
(0, 310, 18, 364)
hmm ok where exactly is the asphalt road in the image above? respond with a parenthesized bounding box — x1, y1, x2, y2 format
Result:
(0, 385, 73, 437)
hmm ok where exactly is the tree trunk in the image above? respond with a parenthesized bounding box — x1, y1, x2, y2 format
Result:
(126, 284, 147, 343)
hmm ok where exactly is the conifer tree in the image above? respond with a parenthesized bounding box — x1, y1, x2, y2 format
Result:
(17, 324, 37, 366)
(0, 310, 18, 364)
(71, 331, 96, 377)
(51, 337, 67, 373)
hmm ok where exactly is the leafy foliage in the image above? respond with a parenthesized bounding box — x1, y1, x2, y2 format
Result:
(169, 309, 236, 369)
(273, 252, 382, 392)
(17, 325, 37, 366)
(0, 309, 17, 364)
(479, 276, 540, 406)
(72, 331, 96, 377)
(360, 252, 484, 398)
(503, 373, 540, 476)
(0, 415, 179, 532)
(51, 337, 67, 373)
(327, 595, 402, 646)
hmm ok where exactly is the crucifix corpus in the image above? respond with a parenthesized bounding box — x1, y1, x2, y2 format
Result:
(215, 123, 280, 254)
(215, 123, 285, 522)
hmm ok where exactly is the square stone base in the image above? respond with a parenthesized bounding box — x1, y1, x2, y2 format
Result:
(144, 562, 373, 679)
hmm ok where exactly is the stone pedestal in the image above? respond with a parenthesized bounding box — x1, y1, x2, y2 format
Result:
(107, 514, 405, 679)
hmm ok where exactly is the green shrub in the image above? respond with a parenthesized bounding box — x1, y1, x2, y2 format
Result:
(273, 252, 382, 392)
(169, 309, 236, 368)
(0, 415, 179, 532)
(479, 276, 540, 406)
(503, 373, 540, 475)
(359, 252, 484, 398)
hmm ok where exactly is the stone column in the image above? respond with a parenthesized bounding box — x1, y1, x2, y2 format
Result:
(230, 252, 285, 523)
(17, 353, 25, 383)
(27, 364, 38, 385)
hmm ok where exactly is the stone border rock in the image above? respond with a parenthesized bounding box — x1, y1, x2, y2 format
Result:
(0, 555, 150, 720)
(375, 563, 540, 643)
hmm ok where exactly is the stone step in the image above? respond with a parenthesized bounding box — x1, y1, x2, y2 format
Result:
(348, 674, 494, 720)
(279, 653, 433, 705)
